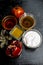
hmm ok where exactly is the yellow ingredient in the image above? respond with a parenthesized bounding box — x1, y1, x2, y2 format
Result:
(11, 27, 23, 39)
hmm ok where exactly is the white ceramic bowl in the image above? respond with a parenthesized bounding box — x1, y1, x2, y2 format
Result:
(22, 29, 42, 48)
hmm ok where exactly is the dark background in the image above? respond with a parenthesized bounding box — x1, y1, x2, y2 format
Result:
(0, 0, 43, 65)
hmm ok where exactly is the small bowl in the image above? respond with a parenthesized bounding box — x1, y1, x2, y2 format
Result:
(2, 15, 17, 30)
(9, 25, 24, 40)
(22, 29, 42, 48)
(6, 40, 22, 58)
(19, 13, 36, 30)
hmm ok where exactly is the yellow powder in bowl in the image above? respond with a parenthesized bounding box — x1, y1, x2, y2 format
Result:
(10, 26, 24, 40)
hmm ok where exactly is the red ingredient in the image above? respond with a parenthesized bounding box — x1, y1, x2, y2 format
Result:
(4, 19, 16, 30)
(12, 6, 24, 18)
(6, 40, 22, 58)
(2, 16, 17, 30)
(12, 47, 21, 57)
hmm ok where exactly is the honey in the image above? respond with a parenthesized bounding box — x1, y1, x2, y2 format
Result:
(21, 16, 34, 28)
(19, 14, 36, 30)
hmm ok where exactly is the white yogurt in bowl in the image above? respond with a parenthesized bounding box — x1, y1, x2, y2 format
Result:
(22, 29, 42, 48)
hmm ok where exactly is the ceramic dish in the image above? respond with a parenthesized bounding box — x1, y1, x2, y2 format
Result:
(6, 40, 22, 58)
(19, 13, 36, 30)
(2, 15, 17, 30)
(9, 25, 24, 40)
(22, 29, 42, 48)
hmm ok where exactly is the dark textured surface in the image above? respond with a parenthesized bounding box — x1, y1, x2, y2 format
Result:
(0, 0, 43, 65)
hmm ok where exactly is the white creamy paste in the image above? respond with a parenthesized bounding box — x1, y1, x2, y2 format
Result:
(23, 30, 42, 48)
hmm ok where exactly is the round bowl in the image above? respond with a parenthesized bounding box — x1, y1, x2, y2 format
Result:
(22, 29, 42, 48)
(6, 40, 22, 58)
(19, 13, 36, 30)
(2, 15, 17, 30)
